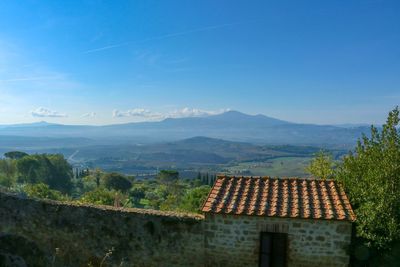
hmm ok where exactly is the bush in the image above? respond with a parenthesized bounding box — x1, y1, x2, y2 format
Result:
(179, 185, 211, 213)
(23, 183, 67, 201)
(80, 188, 128, 206)
(0, 174, 14, 188)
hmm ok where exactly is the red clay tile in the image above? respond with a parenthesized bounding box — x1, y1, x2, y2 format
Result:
(201, 176, 356, 222)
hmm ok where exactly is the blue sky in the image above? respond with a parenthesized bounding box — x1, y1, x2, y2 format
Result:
(0, 0, 399, 125)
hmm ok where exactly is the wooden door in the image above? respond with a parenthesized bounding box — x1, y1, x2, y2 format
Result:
(259, 232, 287, 267)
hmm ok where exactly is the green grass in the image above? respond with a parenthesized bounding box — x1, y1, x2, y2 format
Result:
(227, 157, 312, 177)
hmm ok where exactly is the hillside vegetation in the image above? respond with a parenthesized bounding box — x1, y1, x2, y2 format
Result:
(0, 153, 213, 214)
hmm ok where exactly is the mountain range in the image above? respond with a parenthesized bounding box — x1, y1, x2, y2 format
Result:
(0, 111, 371, 147)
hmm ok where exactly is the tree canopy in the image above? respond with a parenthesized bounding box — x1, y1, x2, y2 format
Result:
(24, 183, 67, 201)
(80, 187, 117, 206)
(305, 151, 335, 179)
(102, 172, 132, 192)
(337, 107, 400, 252)
(16, 154, 73, 193)
(179, 185, 211, 213)
(157, 170, 179, 184)
(4, 151, 28, 160)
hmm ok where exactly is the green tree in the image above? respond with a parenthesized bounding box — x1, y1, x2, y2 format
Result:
(306, 151, 334, 179)
(4, 151, 28, 160)
(179, 185, 211, 213)
(0, 159, 17, 187)
(94, 168, 102, 187)
(160, 194, 181, 211)
(144, 185, 168, 209)
(129, 185, 146, 207)
(157, 170, 179, 185)
(82, 174, 98, 192)
(80, 168, 103, 193)
(102, 172, 132, 192)
(15, 154, 73, 193)
(337, 107, 400, 252)
(0, 174, 14, 188)
(16, 156, 40, 183)
(45, 154, 73, 193)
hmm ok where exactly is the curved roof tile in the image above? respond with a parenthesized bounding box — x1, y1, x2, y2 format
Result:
(201, 176, 356, 222)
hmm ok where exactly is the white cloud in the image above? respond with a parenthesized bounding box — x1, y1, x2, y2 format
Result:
(169, 107, 229, 118)
(81, 112, 97, 118)
(112, 108, 161, 118)
(31, 107, 67, 118)
(112, 107, 229, 120)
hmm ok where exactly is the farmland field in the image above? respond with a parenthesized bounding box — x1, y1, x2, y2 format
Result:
(226, 157, 312, 177)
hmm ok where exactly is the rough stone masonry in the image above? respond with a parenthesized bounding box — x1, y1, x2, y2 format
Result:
(203, 213, 352, 267)
(0, 176, 355, 267)
(0, 191, 205, 267)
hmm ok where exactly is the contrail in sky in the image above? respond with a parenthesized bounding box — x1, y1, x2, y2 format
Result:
(84, 20, 262, 54)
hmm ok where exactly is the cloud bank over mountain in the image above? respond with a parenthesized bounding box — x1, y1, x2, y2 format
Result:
(31, 107, 67, 118)
(112, 107, 230, 120)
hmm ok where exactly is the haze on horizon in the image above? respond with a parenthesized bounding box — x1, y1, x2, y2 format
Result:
(0, 1, 399, 126)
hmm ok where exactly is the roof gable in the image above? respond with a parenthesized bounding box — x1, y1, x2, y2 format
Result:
(201, 176, 355, 222)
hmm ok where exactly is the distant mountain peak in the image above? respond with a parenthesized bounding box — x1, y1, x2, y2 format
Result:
(218, 110, 249, 116)
(210, 110, 290, 125)
(0, 110, 369, 146)
(36, 121, 51, 125)
(0, 121, 58, 129)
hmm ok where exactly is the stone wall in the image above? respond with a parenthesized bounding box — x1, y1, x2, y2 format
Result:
(0, 191, 353, 267)
(0, 191, 205, 267)
(204, 213, 352, 267)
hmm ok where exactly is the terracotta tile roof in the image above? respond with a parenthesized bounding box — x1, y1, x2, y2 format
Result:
(201, 176, 356, 222)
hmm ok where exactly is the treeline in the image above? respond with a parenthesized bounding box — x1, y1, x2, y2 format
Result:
(0, 154, 212, 213)
(196, 172, 217, 186)
(0, 151, 72, 193)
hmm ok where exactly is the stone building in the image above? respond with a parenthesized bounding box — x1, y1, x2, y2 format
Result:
(202, 176, 356, 267)
(0, 176, 355, 266)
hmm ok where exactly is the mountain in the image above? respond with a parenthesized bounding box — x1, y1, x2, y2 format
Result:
(0, 121, 58, 129)
(334, 123, 372, 128)
(0, 111, 370, 146)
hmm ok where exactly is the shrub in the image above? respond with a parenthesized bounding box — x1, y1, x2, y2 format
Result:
(80, 188, 128, 207)
(24, 183, 67, 201)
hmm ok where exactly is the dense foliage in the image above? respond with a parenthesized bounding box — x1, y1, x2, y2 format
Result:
(16, 154, 73, 193)
(4, 151, 28, 160)
(306, 107, 400, 264)
(80, 187, 125, 206)
(337, 107, 400, 252)
(305, 151, 335, 179)
(24, 183, 68, 201)
(0, 152, 212, 214)
(0, 153, 73, 193)
(179, 185, 211, 212)
(102, 172, 132, 192)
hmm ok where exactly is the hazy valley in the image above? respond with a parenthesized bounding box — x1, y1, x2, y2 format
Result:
(0, 111, 362, 177)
